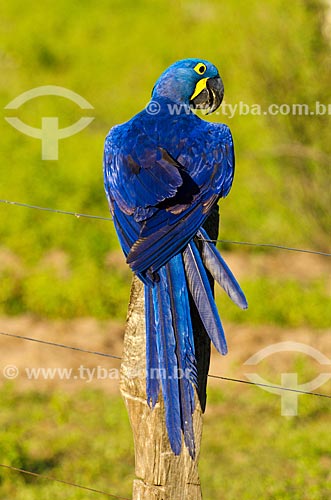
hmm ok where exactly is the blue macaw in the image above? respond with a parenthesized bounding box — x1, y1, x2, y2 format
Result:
(104, 58, 247, 458)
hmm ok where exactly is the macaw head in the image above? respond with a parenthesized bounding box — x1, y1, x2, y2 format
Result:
(152, 58, 224, 114)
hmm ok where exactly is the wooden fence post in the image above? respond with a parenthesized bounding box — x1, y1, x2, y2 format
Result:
(120, 206, 219, 500)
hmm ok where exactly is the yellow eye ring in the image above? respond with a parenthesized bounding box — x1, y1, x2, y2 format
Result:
(194, 63, 207, 75)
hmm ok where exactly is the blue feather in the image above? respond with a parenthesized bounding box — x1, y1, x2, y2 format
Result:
(183, 241, 228, 355)
(198, 228, 248, 310)
(165, 256, 197, 456)
(152, 267, 182, 455)
(146, 255, 198, 457)
(145, 286, 160, 408)
(127, 200, 212, 275)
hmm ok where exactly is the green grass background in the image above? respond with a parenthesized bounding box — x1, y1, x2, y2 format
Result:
(0, 0, 330, 498)
(0, 384, 330, 500)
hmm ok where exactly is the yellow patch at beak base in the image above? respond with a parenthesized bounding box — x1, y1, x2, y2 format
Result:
(190, 77, 208, 101)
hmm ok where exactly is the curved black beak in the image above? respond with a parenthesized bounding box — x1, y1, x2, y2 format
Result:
(190, 76, 224, 115)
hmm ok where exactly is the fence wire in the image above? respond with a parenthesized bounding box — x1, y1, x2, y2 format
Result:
(1, 198, 330, 257)
(0, 330, 121, 360)
(0, 464, 130, 499)
(1, 330, 330, 399)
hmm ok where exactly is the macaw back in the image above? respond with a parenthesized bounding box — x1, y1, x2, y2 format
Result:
(103, 59, 247, 457)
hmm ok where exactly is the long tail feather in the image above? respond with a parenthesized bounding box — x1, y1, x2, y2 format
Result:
(145, 286, 160, 407)
(198, 228, 248, 310)
(183, 241, 228, 355)
(151, 270, 182, 455)
(165, 254, 197, 457)
(145, 254, 197, 457)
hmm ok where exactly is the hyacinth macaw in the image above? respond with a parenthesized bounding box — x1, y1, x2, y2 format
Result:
(104, 58, 247, 458)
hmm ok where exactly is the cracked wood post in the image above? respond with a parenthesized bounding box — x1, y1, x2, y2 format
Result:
(120, 206, 219, 500)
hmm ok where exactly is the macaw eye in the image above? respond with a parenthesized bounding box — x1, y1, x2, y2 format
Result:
(194, 63, 207, 75)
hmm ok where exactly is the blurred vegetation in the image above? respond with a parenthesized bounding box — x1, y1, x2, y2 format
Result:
(217, 276, 331, 329)
(0, 0, 330, 322)
(0, 382, 330, 499)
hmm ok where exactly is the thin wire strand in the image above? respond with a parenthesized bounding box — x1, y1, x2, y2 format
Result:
(0, 199, 113, 221)
(0, 331, 121, 360)
(1, 330, 330, 399)
(206, 238, 331, 257)
(0, 464, 130, 499)
(208, 374, 331, 399)
(0, 198, 330, 257)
